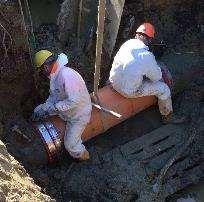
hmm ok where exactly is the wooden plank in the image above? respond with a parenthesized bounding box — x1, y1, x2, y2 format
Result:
(120, 124, 184, 157)
(131, 135, 179, 161)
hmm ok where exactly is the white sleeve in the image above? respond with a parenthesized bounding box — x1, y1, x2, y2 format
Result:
(55, 98, 75, 112)
(55, 76, 78, 112)
(35, 97, 55, 114)
(34, 96, 53, 113)
(45, 95, 54, 105)
(33, 101, 54, 115)
(145, 53, 162, 82)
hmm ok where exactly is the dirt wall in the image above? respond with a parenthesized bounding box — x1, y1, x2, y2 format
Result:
(0, 140, 54, 201)
(0, 1, 37, 122)
(116, 0, 203, 52)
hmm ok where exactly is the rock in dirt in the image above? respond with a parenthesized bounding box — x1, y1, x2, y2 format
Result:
(0, 140, 54, 202)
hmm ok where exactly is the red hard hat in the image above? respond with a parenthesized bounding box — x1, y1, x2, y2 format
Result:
(136, 23, 155, 38)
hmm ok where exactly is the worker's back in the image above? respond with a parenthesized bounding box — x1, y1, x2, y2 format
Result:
(49, 56, 92, 122)
(109, 39, 149, 95)
(109, 39, 162, 97)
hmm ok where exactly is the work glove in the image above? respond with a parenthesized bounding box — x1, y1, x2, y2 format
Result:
(32, 103, 59, 121)
(31, 111, 48, 122)
(55, 101, 70, 112)
(46, 104, 58, 115)
(31, 104, 49, 121)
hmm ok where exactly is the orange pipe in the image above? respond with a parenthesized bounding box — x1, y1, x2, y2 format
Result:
(45, 65, 173, 143)
(47, 86, 157, 142)
(34, 65, 173, 163)
(33, 66, 173, 163)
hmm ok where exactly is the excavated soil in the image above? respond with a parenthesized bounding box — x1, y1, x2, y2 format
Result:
(0, 140, 54, 202)
(0, 0, 203, 201)
(1, 73, 203, 202)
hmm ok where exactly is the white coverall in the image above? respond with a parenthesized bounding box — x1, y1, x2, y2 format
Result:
(34, 53, 92, 158)
(109, 39, 173, 116)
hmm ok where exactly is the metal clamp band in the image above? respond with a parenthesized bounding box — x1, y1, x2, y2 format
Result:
(36, 121, 62, 162)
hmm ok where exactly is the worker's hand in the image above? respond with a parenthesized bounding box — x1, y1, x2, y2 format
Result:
(31, 112, 44, 122)
(32, 104, 48, 121)
(47, 104, 58, 114)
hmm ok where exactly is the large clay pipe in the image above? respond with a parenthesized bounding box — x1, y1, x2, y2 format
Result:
(51, 87, 156, 142)
(33, 66, 173, 163)
(34, 88, 157, 163)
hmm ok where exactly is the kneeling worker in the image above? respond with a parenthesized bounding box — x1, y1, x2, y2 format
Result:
(109, 23, 173, 123)
(33, 50, 92, 161)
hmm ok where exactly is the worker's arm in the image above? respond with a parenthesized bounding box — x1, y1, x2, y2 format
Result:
(33, 96, 57, 119)
(54, 76, 80, 112)
(145, 53, 162, 82)
(55, 98, 77, 112)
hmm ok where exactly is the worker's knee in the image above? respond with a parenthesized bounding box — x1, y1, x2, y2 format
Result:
(64, 132, 85, 158)
(64, 122, 86, 152)
(64, 139, 74, 152)
(64, 131, 78, 151)
(158, 82, 171, 100)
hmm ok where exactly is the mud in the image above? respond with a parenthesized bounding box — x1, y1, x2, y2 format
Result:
(29, 76, 203, 202)
(0, 0, 203, 201)
(1, 74, 203, 201)
(167, 183, 204, 202)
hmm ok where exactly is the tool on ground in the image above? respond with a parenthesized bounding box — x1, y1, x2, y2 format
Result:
(11, 125, 31, 142)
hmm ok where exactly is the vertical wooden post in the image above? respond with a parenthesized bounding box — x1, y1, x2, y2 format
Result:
(93, 0, 106, 98)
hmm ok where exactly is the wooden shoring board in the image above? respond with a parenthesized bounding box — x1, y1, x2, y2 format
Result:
(117, 124, 203, 196)
(120, 124, 184, 164)
(65, 123, 203, 200)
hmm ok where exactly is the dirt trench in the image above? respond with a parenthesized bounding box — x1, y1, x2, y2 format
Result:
(0, 0, 204, 201)
(1, 72, 203, 202)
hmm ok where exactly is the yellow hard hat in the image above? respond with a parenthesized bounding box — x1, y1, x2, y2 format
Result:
(34, 50, 53, 68)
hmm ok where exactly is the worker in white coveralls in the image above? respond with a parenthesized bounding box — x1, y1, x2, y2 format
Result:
(33, 50, 92, 161)
(109, 23, 173, 123)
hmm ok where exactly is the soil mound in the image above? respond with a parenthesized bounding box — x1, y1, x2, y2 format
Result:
(0, 140, 54, 202)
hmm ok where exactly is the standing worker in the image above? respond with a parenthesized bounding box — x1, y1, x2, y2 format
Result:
(109, 23, 173, 123)
(33, 50, 92, 161)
